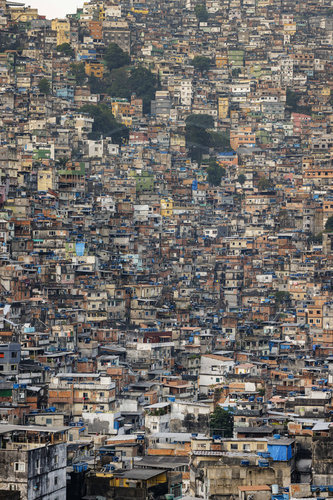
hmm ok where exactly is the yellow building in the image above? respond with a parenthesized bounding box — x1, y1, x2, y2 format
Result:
(130, 7, 149, 14)
(170, 132, 186, 150)
(85, 61, 105, 79)
(216, 54, 228, 68)
(283, 23, 296, 35)
(218, 97, 229, 119)
(51, 19, 71, 46)
(20, 158, 33, 171)
(110, 470, 167, 489)
(99, 5, 105, 21)
(161, 198, 173, 217)
(10, 7, 39, 22)
(111, 100, 132, 127)
(37, 168, 56, 193)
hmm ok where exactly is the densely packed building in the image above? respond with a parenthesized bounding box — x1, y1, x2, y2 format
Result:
(0, 0, 332, 498)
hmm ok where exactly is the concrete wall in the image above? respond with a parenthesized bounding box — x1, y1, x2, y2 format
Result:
(0, 442, 66, 500)
(312, 434, 333, 485)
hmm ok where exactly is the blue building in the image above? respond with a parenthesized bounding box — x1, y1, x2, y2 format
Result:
(267, 436, 294, 461)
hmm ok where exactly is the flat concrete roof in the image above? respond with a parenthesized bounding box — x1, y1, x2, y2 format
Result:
(0, 424, 69, 434)
(118, 468, 167, 480)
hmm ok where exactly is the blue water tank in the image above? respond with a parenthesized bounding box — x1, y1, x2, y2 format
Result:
(73, 462, 88, 473)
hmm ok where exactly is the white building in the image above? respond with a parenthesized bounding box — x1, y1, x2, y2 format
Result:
(199, 354, 234, 394)
(180, 80, 192, 106)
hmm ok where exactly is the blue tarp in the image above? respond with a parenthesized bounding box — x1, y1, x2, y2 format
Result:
(76, 242, 85, 257)
(268, 444, 292, 461)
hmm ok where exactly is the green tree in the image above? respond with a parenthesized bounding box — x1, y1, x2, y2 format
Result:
(274, 291, 291, 304)
(186, 125, 210, 163)
(128, 66, 159, 114)
(209, 130, 231, 150)
(107, 67, 131, 99)
(0, 31, 22, 51)
(70, 62, 86, 86)
(210, 406, 233, 437)
(286, 88, 311, 114)
(186, 114, 214, 130)
(325, 216, 333, 232)
(191, 56, 211, 72)
(238, 173, 246, 185)
(97, 65, 159, 113)
(80, 103, 128, 144)
(57, 157, 69, 168)
(78, 26, 90, 43)
(232, 67, 242, 78)
(194, 3, 209, 22)
(104, 43, 130, 72)
(185, 114, 214, 164)
(258, 177, 274, 191)
(286, 89, 299, 111)
(38, 78, 51, 95)
(308, 233, 323, 245)
(207, 159, 225, 186)
(56, 42, 74, 57)
(89, 75, 108, 94)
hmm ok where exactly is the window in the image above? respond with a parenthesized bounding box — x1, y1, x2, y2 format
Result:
(14, 462, 25, 472)
(46, 418, 52, 424)
(230, 444, 238, 450)
(54, 476, 58, 486)
(11, 352, 17, 358)
(172, 485, 182, 498)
